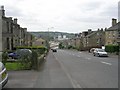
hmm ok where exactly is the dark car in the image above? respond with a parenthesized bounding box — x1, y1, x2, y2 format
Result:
(8, 49, 32, 59)
(8, 52, 19, 59)
(52, 49, 57, 52)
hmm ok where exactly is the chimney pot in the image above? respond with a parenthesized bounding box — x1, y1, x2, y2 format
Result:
(112, 18, 117, 26)
(101, 28, 103, 31)
(98, 28, 100, 31)
(14, 18, 18, 24)
(0, 5, 5, 16)
(1, 6, 4, 10)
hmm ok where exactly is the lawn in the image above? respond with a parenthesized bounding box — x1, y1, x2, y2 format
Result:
(5, 62, 31, 70)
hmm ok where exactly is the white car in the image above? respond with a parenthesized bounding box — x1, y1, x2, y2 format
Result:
(0, 62, 8, 88)
(93, 48, 108, 57)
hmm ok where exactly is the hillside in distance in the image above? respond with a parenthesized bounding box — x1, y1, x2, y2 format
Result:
(30, 31, 76, 40)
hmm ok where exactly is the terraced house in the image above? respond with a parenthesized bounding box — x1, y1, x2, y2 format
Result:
(105, 18, 119, 45)
(86, 28, 105, 48)
(0, 6, 33, 51)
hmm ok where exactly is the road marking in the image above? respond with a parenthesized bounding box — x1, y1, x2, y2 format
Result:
(101, 61, 112, 65)
(69, 53, 72, 55)
(54, 56, 82, 88)
(99, 58, 108, 59)
(84, 57, 91, 60)
(77, 55, 81, 57)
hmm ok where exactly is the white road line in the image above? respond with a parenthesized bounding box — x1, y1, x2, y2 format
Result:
(69, 53, 72, 55)
(99, 58, 108, 59)
(87, 58, 91, 60)
(54, 56, 82, 88)
(101, 61, 112, 65)
(85, 58, 91, 60)
(77, 55, 81, 57)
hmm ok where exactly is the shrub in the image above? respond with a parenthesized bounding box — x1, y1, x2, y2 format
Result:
(59, 43, 64, 49)
(31, 50, 38, 69)
(2, 51, 9, 65)
(105, 45, 119, 53)
(67, 45, 73, 49)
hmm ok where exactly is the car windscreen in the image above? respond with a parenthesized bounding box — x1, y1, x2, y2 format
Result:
(97, 49, 105, 52)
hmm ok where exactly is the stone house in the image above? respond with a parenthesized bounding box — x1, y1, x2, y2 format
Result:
(33, 38, 46, 46)
(105, 18, 119, 45)
(0, 6, 33, 51)
(86, 28, 105, 48)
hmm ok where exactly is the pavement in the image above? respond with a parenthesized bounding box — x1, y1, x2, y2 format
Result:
(3, 70, 39, 88)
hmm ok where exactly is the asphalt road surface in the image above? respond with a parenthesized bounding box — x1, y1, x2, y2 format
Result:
(34, 49, 118, 88)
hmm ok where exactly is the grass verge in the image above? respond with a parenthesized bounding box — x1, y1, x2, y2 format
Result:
(5, 62, 31, 71)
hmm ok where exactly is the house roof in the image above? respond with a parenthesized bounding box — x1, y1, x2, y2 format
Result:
(107, 22, 120, 31)
(36, 38, 45, 42)
(86, 31, 97, 37)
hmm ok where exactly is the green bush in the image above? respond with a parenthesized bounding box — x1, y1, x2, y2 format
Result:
(105, 45, 119, 53)
(31, 50, 38, 70)
(67, 45, 73, 49)
(16, 46, 47, 49)
(16, 46, 47, 54)
(59, 43, 64, 49)
(2, 51, 9, 65)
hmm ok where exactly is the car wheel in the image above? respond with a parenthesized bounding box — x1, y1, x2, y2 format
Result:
(97, 53, 100, 57)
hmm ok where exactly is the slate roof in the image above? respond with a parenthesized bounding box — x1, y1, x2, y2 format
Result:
(86, 31, 97, 37)
(107, 22, 120, 31)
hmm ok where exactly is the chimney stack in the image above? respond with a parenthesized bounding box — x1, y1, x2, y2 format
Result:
(104, 28, 107, 31)
(0, 5, 5, 17)
(88, 29, 92, 34)
(14, 18, 18, 24)
(112, 18, 117, 26)
(101, 28, 103, 31)
(98, 28, 100, 31)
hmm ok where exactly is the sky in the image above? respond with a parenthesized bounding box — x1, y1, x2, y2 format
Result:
(1, 0, 119, 33)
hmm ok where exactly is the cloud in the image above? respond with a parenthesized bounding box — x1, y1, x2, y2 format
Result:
(5, 6, 23, 17)
(99, 6, 118, 18)
(1, 0, 119, 33)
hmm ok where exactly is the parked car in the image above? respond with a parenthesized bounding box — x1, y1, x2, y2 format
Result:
(8, 49, 32, 59)
(93, 48, 108, 57)
(90, 48, 97, 53)
(0, 62, 8, 87)
(52, 49, 57, 52)
(8, 52, 19, 59)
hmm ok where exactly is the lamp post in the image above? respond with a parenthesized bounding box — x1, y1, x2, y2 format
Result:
(48, 27, 54, 41)
(47, 27, 54, 49)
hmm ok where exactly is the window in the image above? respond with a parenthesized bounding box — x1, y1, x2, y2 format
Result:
(6, 22, 9, 33)
(6, 38, 9, 49)
(42, 42, 44, 44)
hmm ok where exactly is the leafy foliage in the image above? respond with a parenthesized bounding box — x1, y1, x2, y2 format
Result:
(2, 51, 9, 65)
(105, 45, 119, 53)
(59, 43, 64, 49)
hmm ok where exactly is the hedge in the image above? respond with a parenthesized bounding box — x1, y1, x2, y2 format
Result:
(105, 45, 119, 53)
(16, 46, 47, 49)
(16, 46, 48, 55)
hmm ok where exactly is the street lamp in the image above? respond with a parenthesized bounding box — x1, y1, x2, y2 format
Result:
(48, 27, 54, 41)
(47, 27, 54, 50)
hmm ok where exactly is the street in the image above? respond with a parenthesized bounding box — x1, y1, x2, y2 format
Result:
(55, 49, 118, 88)
(4, 49, 118, 88)
(34, 49, 118, 88)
